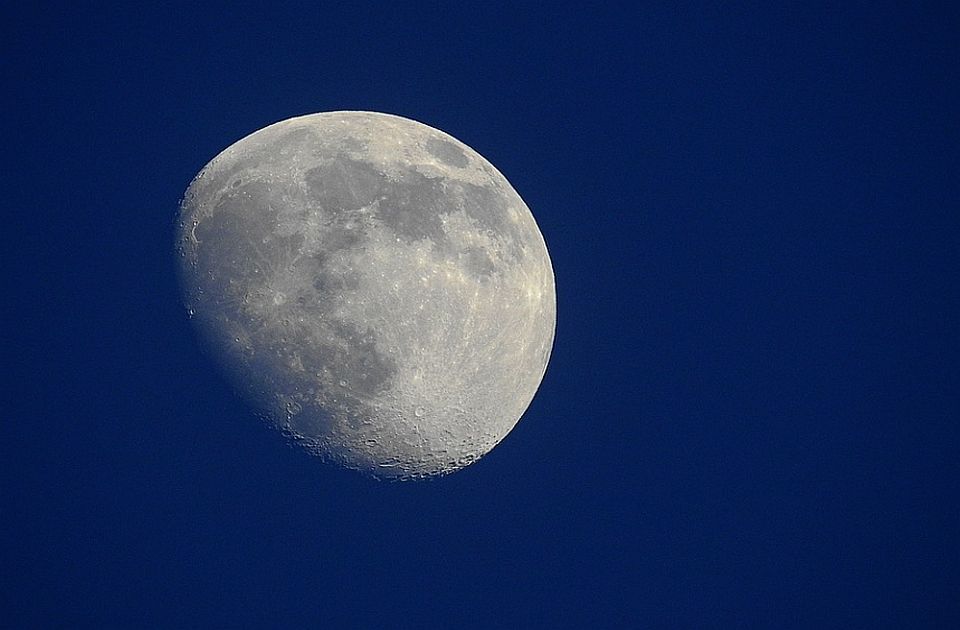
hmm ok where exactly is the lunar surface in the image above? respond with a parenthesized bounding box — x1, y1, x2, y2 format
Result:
(176, 111, 555, 479)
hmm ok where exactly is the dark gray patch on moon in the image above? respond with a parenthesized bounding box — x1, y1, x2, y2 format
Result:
(460, 246, 497, 277)
(425, 137, 469, 168)
(305, 159, 451, 246)
(177, 111, 555, 480)
(304, 159, 382, 214)
(377, 169, 450, 244)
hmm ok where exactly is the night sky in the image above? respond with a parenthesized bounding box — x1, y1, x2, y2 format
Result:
(5, 3, 960, 627)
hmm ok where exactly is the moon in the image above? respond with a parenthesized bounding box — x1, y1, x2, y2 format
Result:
(175, 111, 556, 480)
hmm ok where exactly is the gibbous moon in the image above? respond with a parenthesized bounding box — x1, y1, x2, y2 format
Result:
(176, 111, 556, 479)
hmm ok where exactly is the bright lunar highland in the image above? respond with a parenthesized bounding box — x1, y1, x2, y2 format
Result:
(176, 111, 556, 479)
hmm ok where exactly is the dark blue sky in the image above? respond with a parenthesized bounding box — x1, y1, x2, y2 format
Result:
(4, 2, 959, 627)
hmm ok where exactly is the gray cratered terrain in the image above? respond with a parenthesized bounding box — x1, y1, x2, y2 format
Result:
(176, 111, 555, 479)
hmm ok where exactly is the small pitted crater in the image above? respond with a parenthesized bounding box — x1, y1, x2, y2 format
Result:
(425, 137, 469, 168)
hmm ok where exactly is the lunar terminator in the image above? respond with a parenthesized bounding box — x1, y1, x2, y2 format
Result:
(176, 111, 555, 479)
